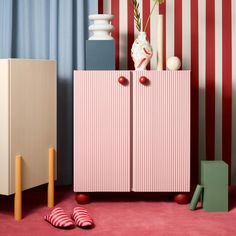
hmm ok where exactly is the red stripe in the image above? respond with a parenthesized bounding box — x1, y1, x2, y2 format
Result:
(159, 2, 166, 69)
(98, 0, 103, 14)
(73, 208, 93, 227)
(45, 208, 74, 227)
(143, 0, 150, 70)
(128, 0, 134, 70)
(222, 0, 232, 182)
(174, 0, 182, 69)
(205, 0, 215, 160)
(111, 0, 120, 69)
(190, 0, 199, 185)
(137, 58, 146, 68)
(143, 47, 151, 55)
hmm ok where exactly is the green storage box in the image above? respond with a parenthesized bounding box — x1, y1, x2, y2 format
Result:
(200, 161, 228, 212)
(202, 185, 228, 212)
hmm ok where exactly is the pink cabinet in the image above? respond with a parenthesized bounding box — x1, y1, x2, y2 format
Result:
(74, 71, 131, 192)
(74, 71, 190, 193)
(132, 71, 190, 192)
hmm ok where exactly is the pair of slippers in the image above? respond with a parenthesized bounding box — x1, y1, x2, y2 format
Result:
(44, 207, 93, 229)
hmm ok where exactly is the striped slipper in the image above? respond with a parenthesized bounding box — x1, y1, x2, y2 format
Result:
(72, 207, 93, 228)
(44, 207, 75, 228)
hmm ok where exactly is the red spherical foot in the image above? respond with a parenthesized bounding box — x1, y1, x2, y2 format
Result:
(75, 193, 91, 204)
(174, 193, 191, 204)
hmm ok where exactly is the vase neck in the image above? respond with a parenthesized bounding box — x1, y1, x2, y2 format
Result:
(138, 32, 147, 40)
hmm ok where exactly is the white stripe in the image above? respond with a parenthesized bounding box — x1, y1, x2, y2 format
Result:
(103, 0, 111, 14)
(232, 0, 236, 184)
(166, 0, 174, 61)
(119, 0, 128, 69)
(182, 0, 191, 69)
(150, 0, 159, 69)
(198, 0, 206, 162)
(214, 0, 222, 161)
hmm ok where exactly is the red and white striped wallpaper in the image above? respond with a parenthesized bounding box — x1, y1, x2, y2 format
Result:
(98, 0, 236, 185)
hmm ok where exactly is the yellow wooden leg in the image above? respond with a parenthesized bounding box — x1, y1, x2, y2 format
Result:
(48, 147, 55, 208)
(14, 155, 22, 221)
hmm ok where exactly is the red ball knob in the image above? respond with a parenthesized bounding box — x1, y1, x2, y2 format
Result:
(139, 76, 148, 85)
(118, 76, 127, 85)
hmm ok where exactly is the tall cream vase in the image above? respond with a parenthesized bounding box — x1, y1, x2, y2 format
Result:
(157, 14, 163, 70)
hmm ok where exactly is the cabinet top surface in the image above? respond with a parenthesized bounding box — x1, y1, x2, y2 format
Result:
(0, 59, 56, 63)
(74, 70, 190, 72)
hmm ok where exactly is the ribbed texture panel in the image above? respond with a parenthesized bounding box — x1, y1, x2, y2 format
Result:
(132, 71, 190, 192)
(74, 71, 131, 192)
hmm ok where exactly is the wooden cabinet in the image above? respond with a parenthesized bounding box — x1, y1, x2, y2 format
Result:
(0, 59, 56, 195)
(74, 70, 190, 193)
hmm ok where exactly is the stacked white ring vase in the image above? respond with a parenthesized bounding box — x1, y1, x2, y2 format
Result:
(88, 14, 114, 40)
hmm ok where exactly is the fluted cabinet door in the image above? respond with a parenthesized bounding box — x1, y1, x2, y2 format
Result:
(74, 71, 131, 192)
(132, 71, 190, 192)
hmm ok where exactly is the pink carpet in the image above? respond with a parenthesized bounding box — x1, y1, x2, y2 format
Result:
(1, 186, 236, 236)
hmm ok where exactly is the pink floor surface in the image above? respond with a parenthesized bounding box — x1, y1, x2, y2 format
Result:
(1, 186, 236, 236)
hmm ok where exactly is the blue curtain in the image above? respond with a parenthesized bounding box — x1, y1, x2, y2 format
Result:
(0, 0, 97, 185)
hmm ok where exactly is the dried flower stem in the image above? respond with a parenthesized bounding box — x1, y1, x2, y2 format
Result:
(131, 0, 165, 33)
(144, 0, 163, 32)
(131, 0, 142, 32)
